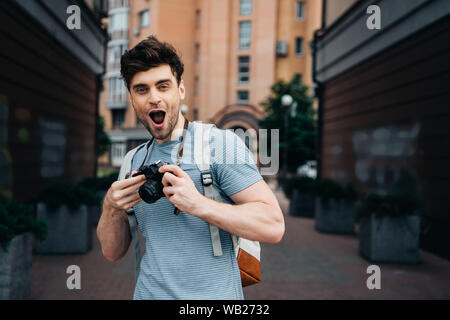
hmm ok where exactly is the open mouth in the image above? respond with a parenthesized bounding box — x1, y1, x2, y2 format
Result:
(149, 110, 166, 127)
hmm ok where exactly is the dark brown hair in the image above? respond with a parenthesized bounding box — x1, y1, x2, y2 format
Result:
(120, 35, 184, 90)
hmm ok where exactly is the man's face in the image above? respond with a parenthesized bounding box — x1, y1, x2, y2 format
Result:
(128, 64, 185, 142)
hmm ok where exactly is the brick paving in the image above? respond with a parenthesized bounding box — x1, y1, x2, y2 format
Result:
(30, 186, 450, 300)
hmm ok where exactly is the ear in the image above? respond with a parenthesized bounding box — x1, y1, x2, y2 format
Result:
(179, 79, 185, 100)
(128, 90, 133, 105)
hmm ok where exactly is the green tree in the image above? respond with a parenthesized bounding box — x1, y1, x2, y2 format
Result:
(97, 116, 111, 157)
(258, 75, 316, 173)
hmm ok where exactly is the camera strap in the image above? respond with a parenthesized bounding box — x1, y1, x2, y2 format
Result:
(118, 117, 190, 281)
(139, 117, 189, 169)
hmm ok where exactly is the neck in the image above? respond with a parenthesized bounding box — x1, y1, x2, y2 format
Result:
(155, 112, 189, 144)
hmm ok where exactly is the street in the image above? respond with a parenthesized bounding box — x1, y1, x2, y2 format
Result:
(30, 188, 450, 300)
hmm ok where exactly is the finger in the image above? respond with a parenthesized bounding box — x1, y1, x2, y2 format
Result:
(162, 172, 180, 187)
(117, 179, 147, 198)
(110, 179, 145, 203)
(122, 197, 143, 211)
(115, 192, 142, 209)
(163, 186, 175, 197)
(115, 172, 147, 189)
(159, 164, 188, 178)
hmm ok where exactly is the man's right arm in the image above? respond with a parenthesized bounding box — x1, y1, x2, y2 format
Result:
(96, 172, 146, 262)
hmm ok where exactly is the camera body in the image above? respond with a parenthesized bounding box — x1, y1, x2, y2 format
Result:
(133, 160, 167, 203)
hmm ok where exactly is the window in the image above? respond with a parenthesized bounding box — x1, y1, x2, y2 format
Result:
(194, 76, 199, 95)
(140, 10, 149, 28)
(108, 77, 126, 102)
(296, 1, 305, 20)
(108, 44, 126, 69)
(295, 37, 304, 56)
(111, 142, 126, 167)
(109, 0, 129, 10)
(240, 0, 252, 16)
(109, 12, 128, 31)
(237, 90, 249, 104)
(112, 109, 125, 127)
(238, 56, 250, 84)
(294, 73, 303, 85)
(239, 21, 251, 50)
(196, 10, 201, 28)
(195, 43, 200, 63)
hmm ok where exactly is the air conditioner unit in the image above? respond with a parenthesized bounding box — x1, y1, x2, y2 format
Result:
(276, 41, 288, 57)
(133, 28, 140, 36)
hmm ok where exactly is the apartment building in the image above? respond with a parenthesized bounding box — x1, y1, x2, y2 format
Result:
(99, 0, 322, 167)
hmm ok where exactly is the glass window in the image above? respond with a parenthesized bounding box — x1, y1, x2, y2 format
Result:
(296, 1, 305, 20)
(109, 12, 128, 31)
(194, 76, 199, 95)
(196, 9, 201, 28)
(239, 21, 251, 50)
(238, 56, 250, 84)
(109, 0, 129, 10)
(112, 109, 125, 127)
(195, 43, 200, 63)
(140, 10, 149, 28)
(294, 73, 302, 85)
(111, 142, 126, 167)
(109, 45, 124, 66)
(295, 37, 304, 56)
(240, 0, 252, 16)
(237, 90, 249, 104)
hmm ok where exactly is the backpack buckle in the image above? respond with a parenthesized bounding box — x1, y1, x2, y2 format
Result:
(201, 171, 213, 186)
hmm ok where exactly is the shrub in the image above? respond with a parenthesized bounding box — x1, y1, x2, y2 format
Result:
(0, 196, 47, 251)
(356, 193, 421, 222)
(283, 176, 317, 199)
(37, 183, 101, 212)
(313, 179, 357, 205)
(78, 172, 118, 192)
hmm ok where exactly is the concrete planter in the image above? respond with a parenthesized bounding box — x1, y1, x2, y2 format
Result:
(35, 203, 92, 254)
(0, 233, 33, 300)
(90, 190, 106, 226)
(315, 198, 356, 234)
(289, 190, 315, 218)
(359, 213, 421, 264)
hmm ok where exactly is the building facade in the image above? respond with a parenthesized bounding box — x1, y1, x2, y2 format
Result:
(99, 0, 322, 167)
(0, 0, 107, 201)
(313, 0, 450, 259)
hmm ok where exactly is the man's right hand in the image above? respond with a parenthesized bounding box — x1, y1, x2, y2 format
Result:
(103, 170, 147, 213)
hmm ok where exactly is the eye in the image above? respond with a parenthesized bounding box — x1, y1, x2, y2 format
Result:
(159, 83, 170, 90)
(136, 87, 148, 94)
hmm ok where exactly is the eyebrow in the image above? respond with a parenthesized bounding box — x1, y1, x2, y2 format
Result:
(132, 78, 172, 90)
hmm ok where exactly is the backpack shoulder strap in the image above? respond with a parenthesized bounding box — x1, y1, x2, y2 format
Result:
(117, 141, 149, 282)
(118, 142, 145, 180)
(193, 123, 223, 257)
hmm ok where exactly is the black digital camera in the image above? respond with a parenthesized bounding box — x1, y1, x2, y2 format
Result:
(132, 160, 167, 204)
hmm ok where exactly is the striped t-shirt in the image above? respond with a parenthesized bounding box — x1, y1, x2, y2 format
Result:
(130, 121, 262, 300)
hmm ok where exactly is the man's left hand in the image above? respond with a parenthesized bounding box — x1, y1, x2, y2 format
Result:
(159, 164, 205, 216)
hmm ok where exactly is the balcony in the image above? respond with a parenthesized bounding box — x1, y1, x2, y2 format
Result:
(106, 92, 127, 110)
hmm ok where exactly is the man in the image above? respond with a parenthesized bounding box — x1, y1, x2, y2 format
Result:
(97, 36, 285, 300)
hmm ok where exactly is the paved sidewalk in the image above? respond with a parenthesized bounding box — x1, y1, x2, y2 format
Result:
(30, 188, 450, 300)
(244, 189, 450, 299)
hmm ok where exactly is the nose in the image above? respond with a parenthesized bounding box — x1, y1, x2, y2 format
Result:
(148, 87, 162, 106)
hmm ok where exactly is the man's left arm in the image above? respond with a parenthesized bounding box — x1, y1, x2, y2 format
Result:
(159, 165, 285, 244)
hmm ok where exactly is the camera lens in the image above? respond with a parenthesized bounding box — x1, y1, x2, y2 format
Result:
(139, 181, 164, 203)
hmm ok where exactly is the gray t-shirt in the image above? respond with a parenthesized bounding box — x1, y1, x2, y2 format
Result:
(131, 121, 262, 300)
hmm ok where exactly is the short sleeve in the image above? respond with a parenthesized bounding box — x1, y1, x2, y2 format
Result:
(210, 127, 263, 197)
